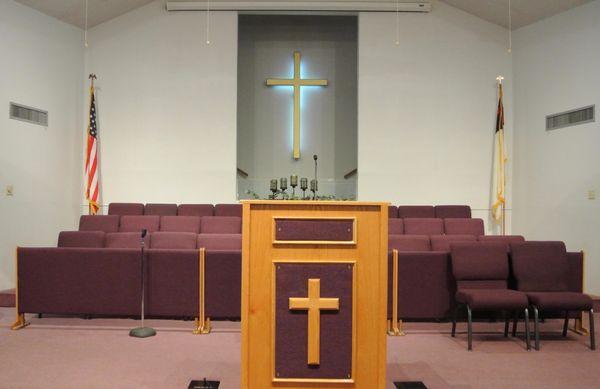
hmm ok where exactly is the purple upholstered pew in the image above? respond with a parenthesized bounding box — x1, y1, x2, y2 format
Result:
(434, 205, 471, 218)
(178, 204, 214, 217)
(200, 216, 242, 234)
(159, 216, 201, 233)
(214, 204, 242, 217)
(144, 203, 178, 216)
(57, 231, 105, 248)
(444, 218, 484, 236)
(397, 206, 435, 218)
(404, 218, 444, 235)
(78, 215, 120, 233)
(205, 250, 242, 319)
(108, 203, 144, 216)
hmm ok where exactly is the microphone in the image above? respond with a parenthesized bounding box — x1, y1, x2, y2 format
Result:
(141, 229, 147, 238)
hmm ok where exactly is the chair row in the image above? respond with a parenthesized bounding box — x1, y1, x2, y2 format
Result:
(389, 217, 484, 236)
(107, 203, 242, 217)
(78, 215, 242, 234)
(389, 234, 525, 252)
(449, 242, 595, 351)
(389, 205, 471, 219)
(58, 231, 241, 251)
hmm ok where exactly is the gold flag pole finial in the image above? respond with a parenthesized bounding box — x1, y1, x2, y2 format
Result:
(496, 75, 504, 85)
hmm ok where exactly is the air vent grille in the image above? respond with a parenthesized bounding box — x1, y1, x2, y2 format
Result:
(9, 102, 48, 127)
(546, 105, 594, 131)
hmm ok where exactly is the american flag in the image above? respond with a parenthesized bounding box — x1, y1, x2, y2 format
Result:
(85, 82, 100, 215)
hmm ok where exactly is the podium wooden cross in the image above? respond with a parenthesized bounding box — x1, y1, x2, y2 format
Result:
(241, 200, 388, 388)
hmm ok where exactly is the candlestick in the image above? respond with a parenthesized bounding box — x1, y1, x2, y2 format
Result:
(280, 177, 288, 191)
(300, 177, 308, 190)
(310, 179, 318, 200)
(290, 175, 298, 187)
(270, 179, 278, 199)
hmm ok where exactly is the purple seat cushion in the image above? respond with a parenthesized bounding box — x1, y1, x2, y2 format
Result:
(214, 204, 242, 217)
(456, 289, 528, 310)
(510, 241, 570, 292)
(397, 206, 435, 218)
(108, 203, 144, 216)
(430, 235, 477, 252)
(57, 231, 105, 248)
(119, 215, 160, 233)
(444, 218, 484, 236)
(144, 203, 178, 216)
(78, 215, 120, 233)
(159, 216, 201, 233)
(434, 205, 472, 218)
(150, 232, 197, 249)
(105, 232, 149, 248)
(178, 204, 214, 217)
(404, 218, 443, 235)
(200, 216, 242, 234)
(197, 234, 242, 250)
(388, 235, 430, 252)
(477, 235, 526, 252)
(388, 218, 404, 235)
(525, 292, 593, 311)
(388, 205, 398, 218)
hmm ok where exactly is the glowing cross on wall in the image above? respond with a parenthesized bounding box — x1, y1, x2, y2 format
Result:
(266, 51, 328, 160)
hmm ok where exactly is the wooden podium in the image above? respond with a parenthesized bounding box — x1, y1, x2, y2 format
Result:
(241, 200, 388, 388)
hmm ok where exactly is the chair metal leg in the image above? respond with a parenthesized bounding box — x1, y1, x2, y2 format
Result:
(533, 306, 540, 351)
(562, 311, 569, 337)
(512, 311, 518, 337)
(524, 308, 531, 351)
(504, 311, 509, 337)
(467, 305, 473, 351)
(589, 309, 596, 350)
(451, 304, 458, 337)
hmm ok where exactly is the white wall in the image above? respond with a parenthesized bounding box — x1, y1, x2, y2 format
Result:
(358, 0, 513, 233)
(85, 1, 238, 210)
(0, 1, 84, 290)
(512, 0, 600, 294)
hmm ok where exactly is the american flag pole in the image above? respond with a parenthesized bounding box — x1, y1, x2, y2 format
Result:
(85, 74, 99, 215)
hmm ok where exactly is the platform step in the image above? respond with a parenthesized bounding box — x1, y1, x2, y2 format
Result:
(0, 289, 15, 307)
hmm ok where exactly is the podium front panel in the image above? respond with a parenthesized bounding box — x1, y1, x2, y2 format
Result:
(241, 201, 388, 389)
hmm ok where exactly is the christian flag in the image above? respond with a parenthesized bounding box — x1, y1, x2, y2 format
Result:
(491, 81, 506, 221)
(85, 82, 100, 215)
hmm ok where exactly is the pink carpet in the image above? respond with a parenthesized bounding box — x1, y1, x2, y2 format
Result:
(0, 307, 598, 388)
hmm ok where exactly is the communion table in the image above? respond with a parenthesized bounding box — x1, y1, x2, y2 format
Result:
(241, 200, 388, 388)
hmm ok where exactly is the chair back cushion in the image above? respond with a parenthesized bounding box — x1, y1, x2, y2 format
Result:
(388, 205, 398, 218)
(58, 231, 105, 248)
(444, 218, 484, 236)
(451, 243, 509, 287)
(477, 235, 525, 252)
(79, 215, 120, 233)
(105, 232, 148, 248)
(178, 204, 214, 217)
(397, 206, 435, 218)
(144, 203, 177, 216)
(159, 216, 201, 233)
(201, 216, 242, 234)
(510, 241, 569, 292)
(197, 234, 242, 250)
(150, 232, 197, 249)
(388, 235, 430, 252)
(403, 218, 443, 235)
(430, 235, 477, 252)
(119, 215, 160, 233)
(108, 203, 144, 216)
(388, 218, 404, 235)
(434, 205, 471, 218)
(214, 204, 242, 217)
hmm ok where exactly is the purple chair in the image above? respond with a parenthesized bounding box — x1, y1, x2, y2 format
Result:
(451, 243, 531, 350)
(388, 218, 404, 235)
(435, 205, 472, 218)
(477, 235, 525, 252)
(214, 204, 242, 217)
(159, 216, 201, 233)
(177, 204, 214, 217)
(197, 234, 242, 251)
(397, 206, 435, 218)
(388, 235, 430, 252)
(150, 232, 198, 249)
(388, 205, 398, 218)
(144, 203, 178, 216)
(119, 215, 160, 233)
(430, 235, 477, 252)
(200, 216, 242, 234)
(107, 203, 144, 216)
(78, 215, 120, 233)
(444, 218, 485, 236)
(57, 231, 105, 248)
(404, 218, 443, 235)
(105, 232, 149, 248)
(511, 241, 595, 350)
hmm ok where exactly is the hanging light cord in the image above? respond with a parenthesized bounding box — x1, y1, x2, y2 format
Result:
(206, 0, 211, 45)
(508, 0, 512, 53)
(84, 0, 89, 47)
(395, 0, 400, 45)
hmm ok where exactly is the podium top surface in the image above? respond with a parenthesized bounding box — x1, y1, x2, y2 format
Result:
(240, 200, 390, 206)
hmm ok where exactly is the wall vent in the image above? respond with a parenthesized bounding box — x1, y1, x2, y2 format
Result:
(9, 102, 48, 127)
(546, 105, 594, 131)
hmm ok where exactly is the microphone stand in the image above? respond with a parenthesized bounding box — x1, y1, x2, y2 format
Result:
(129, 229, 156, 338)
(313, 154, 318, 199)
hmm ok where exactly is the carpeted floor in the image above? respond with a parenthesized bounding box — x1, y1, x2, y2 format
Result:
(0, 307, 598, 389)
